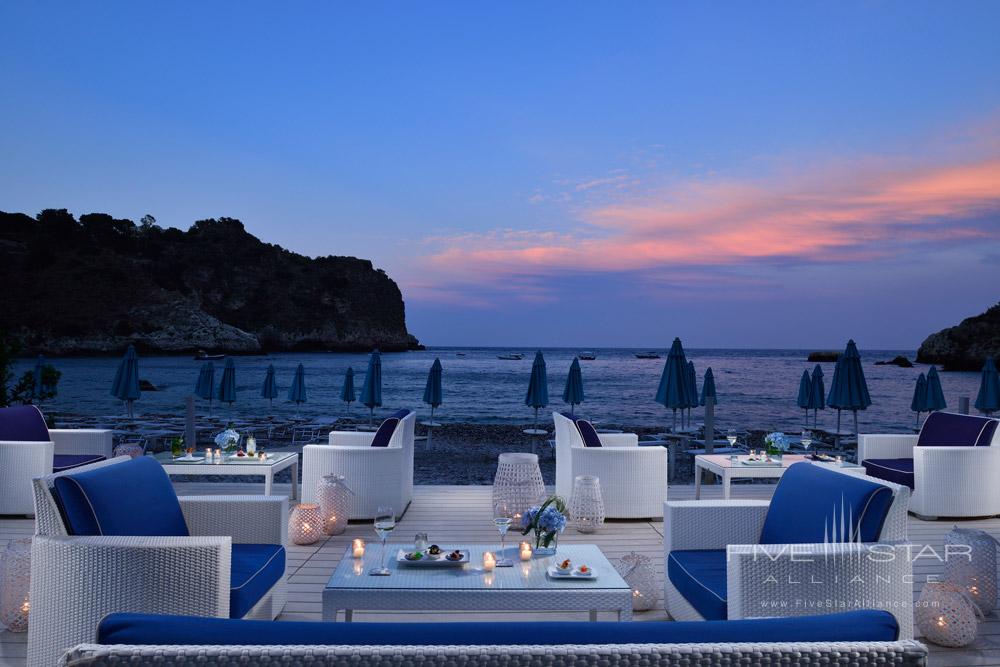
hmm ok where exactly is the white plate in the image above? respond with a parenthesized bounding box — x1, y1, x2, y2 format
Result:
(740, 459, 782, 467)
(173, 456, 204, 462)
(546, 566, 597, 580)
(227, 454, 269, 462)
(396, 549, 468, 566)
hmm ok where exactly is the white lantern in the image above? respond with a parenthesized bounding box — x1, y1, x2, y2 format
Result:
(615, 551, 658, 612)
(0, 539, 31, 632)
(288, 503, 322, 545)
(915, 582, 981, 647)
(569, 475, 605, 534)
(316, 474, 352, 535)
(943, 527, 997, 615)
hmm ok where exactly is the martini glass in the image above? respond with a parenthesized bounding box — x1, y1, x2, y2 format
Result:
(493, 501, 514, 566)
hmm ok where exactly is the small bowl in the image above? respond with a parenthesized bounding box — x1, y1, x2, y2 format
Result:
(555, 560, 573, 573)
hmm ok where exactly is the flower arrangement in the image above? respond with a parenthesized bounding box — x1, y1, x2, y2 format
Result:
(764, 432, 790, 457)
(214, 423, 241, 452)
(521, 495, 567, 554)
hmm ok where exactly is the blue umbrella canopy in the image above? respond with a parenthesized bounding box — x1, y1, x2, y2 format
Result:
(288, 363, 307, 404)
(685, 361, 698, 408)
(699, 367, 717, 406)
(360, 350, 382, 423)
(340, 367, 357, 409)
(261, 364, 278, 403)
(525, 350, 549, 409)
(826, 340, 871, 436)
(423, 358, 443, 410)
(797, 370, 812, 409)
(110, 345, 141, 418)
(33, 354, 51, 397)
(808, 364, 826, 429)
(924, 366, 947, 412)
(562, 357, 585, 414)
(195, 361, 215, 401)
(218, 358, 237, 405)
(975, 358, 1000, 415)
(911, 372, 928, 418)
(655, 337, 693, 429)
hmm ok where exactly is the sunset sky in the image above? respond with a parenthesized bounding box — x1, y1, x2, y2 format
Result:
(2, 2, 999, 348)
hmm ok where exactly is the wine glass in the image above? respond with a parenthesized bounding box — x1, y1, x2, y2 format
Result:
(801, 430, 812, 454)
(726, 429, 738, 449)
(370, 506, 395, 576)
(493, 501, 514, 567)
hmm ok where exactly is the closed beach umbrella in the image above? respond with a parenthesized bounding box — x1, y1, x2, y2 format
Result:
(924, 366, 947, 412)
(288, 363, 307, 411)
(826, 340, 872, 440)
(797, 370, 811, 426)
(700, 367, 717, 406)
(110, 345, 141, 419)
(423, 358, 443, 420)
(195, 361, 215, 412)
(809, 364, 826, 428)
(685, 360, 698, 427)
(261, 364, 278, 408)
(340, 367, 356, 414)
(360, 350, 382, 424)
(655, 337, 692, 431)
(911, 373, 928, 428)
(562, 357, 584, 415)
(218, 358, 237, 407)
(524, 350, 549, 430)
(975, 358, 1000, 415)
(33, 354, 48, 398)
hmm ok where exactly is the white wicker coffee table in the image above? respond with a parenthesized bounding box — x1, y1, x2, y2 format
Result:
(153, 451, 299, 498)
(323, 543, 632, 622)
(694, 454, 866, 499)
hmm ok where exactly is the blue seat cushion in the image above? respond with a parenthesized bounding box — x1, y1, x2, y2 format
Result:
(918, 411, 998, 447)
(667, 550, 728, 620)
(230, 544, 285, 619)
(98, 609, 898, 646)
(863, 458, 914, 489)
(575, 419, 602, 447)
(52, 456, 188, 537)
(0, 405, 49, 441)
(370, 418, 399, 447)
(760, 462, 893, 544)
(52, 454, 107, 473)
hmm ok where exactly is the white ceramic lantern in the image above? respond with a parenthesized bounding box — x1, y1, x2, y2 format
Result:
(288, 503, 322, 545)
(316, 474, 353, 535)
(915, 582, 981, 647)
(0, 539, 31, 632)
(569, 475, 605, 534)
(615, 551, 658, 612)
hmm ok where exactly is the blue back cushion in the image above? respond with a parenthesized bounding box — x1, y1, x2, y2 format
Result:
(0, 405, 50, 441)
(98, 609, 899, 646)
(760, 463, 893, 544)
(53, 456, 189, 537)
(575, 420, 602, 447)
(370, 418, 399, 447)
(918, 411, 998, 447)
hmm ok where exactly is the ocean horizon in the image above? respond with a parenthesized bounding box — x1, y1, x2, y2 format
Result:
(15, 346, 983, 434)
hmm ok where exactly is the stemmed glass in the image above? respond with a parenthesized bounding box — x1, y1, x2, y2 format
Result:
(726, 429, 738, 449)
(493, 501, 514, 567)
(801, 431, 812, 454)
(370, 506, 395, 576)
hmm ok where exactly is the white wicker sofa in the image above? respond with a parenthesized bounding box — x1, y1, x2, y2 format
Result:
(664, 462, 914, 639)
(62, 610, 928, 666)
(553, 411, 668, 519)
(0, 405, 112, 516)
(859, 411, 1000, 519)
(302, 409, 415, 520)
(27, 456, 287, 667)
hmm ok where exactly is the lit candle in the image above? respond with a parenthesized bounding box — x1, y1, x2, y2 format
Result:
(519, 541, 532, 561)
(204, 448, 211, 460)
(258, 452, 266, 461)
(247, 435, 257, 455)
(483, 551, 496, 572)
(352, 539, 365, 558)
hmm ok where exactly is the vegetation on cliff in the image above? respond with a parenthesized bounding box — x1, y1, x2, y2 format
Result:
(0, 209, 420, 355)
(917, 303, 1000, 371)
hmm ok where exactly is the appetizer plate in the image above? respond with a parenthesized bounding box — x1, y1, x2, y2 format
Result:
(740, 459, 783, 467)
(546, 566, 597, 580)
(173, 455, 204, 462)
(396, 549, 469, 566)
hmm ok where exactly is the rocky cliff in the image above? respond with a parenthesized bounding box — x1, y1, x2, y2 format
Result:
(0, 209, 420, 354)
(916, 303, 1000, 371)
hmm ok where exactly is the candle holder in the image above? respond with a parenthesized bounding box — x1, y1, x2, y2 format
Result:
(614, 551, 658, 611)
(944, 527, 997, 615)
(288, 503, 322, 545)
(519, 541, 532, 561)
(915, 582, 981, 647)
(0, 538, 31, 632)
(352, 539, 366, 558)
(483, 551, 497, 572)
(317, 474, 352, 535)
(569, 475, 605, 534)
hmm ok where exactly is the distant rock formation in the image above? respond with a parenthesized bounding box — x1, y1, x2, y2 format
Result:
(874, 355, 913, 368)
(917, 303, 1000, 371)
(0, 209, 421, 355)
(807, 351, 840, 362)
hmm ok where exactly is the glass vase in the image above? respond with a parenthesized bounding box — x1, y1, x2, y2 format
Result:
(533, 529, 558, 556)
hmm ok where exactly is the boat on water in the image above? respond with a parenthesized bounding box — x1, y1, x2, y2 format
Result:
(455, 352, 467, 356)
(194, 350, 225, 361)
(578, 352, 597, 360)
(496, 353, 525, 360)
(634, 352, 661, 359)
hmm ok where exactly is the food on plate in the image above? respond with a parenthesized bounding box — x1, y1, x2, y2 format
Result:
(404, 551, 424, 561)
(236, 450, 246, 457)
(576, 564, 590, 575)
(555, 558, 572, 572)
(446, 550, 463, 561)
(428, 544, 442, 555)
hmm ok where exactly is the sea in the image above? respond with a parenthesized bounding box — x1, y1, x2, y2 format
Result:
(12, 347, 985, 434)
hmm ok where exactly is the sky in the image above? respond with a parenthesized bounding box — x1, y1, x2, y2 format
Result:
(1, 2, 999, 349)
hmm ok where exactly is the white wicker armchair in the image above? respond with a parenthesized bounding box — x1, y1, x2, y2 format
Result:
(859, 411, 1000, 519)
(553, 412, 668, 519)
(0, 405, 113, 516)
(302, 410, 415, 520)
(27, 457, 288, 667)
(664, 466, 914, 639)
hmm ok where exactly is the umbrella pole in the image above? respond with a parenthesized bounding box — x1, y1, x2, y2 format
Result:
(853, 410, 859, 442)
(835, 409, 842, 448)
(428, 406, 435, 451)
(672, 408, 677, 432)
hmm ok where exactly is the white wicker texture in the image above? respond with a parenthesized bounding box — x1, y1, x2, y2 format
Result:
(27, 457, 288, 667)
(61, 640, 930, 666)
(492, 453, 546, 520)
(553, 412, 667, 519)
(915, 582, 981, 647)
(49, 429, 114, 458)
(301, 412, 415, 520)
(943, 527, 997, 614)
(316, 474, 352, 535)
(858, 434, 919, 461)
(569, 475, 605, 533)
(614, 551, 658, 611)
(0, 538, 31, 632)
(289, 503, 323, 545)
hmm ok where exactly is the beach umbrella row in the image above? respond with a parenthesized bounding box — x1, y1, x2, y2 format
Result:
(655, 338, 697, 430)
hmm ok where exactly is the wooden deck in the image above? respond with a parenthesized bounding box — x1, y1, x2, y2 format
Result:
(3, 480, 1000, 666)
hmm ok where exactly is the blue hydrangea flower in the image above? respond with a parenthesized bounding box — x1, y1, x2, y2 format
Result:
(538, 506, 567, 533)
